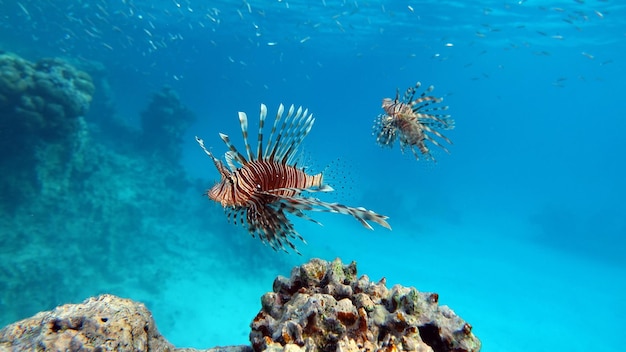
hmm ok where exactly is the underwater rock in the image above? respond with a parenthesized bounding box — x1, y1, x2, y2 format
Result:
(139, 86, 195, 163)
(251, 258, 481, 352)
(0, 259, 480, 352)
(0, 294, 175, 351)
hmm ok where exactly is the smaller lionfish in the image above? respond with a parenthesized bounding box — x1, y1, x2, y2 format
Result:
(373, 82, 455, 161)
(196, 103, 390, 253)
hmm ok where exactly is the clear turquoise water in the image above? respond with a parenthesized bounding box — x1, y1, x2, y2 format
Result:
(1, 1, 625, 351)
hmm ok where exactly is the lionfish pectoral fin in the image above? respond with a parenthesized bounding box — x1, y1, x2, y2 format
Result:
(352, 206, 392, 230)
(261, 184, 333, 195)
(317, 184, 334, 192)
(277, 200, 323, 227)
(272, 195, 392, 231)
(422, 126, 452, 151)
(246, 198, 305, 254)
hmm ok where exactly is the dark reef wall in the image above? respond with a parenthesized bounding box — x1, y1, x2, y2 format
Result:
(0, 52, 289, 329)
(0, 52, 190, 324)
(139, 86, 196, 163)
(0, 53, 95, 211)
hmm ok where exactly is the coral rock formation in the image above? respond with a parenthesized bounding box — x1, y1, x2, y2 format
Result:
(0, 52, 95, 141)
(0, 259, 480, 352)
(139, 86, 195, 163)
(0, 52, 95, 211)
(251, 258, 481, 352)
(0, 294, 175, 351)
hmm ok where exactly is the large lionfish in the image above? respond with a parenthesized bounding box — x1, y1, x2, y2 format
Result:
(373, 82, 455, 161)
(196, 103, 390, 253)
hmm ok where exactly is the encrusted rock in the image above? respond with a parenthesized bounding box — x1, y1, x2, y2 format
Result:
(0, 259, 480, 352)
(0, 294, 173, 351)
(250, 258, 481, 352)
(0, 295, 253, 352)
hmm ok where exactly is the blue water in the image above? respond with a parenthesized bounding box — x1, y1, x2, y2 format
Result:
(1, 0, 625, 351)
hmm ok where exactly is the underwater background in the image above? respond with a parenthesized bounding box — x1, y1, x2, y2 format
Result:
(0, 0, 624, 351)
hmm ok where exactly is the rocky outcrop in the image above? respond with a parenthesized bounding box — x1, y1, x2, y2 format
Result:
(0, 295, 175, 351)
(251, 258, 481, 352)
(0, 259, 480, 352)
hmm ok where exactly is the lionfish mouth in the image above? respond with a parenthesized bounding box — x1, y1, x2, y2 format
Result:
(196, 103, 391, 254)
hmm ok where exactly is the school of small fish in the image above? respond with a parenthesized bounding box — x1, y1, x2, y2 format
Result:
(3, 0, 616, 253)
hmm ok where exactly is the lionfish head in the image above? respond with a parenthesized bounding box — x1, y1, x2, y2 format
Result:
(381, 98, 394, 111)
(207, 171, 236, 207)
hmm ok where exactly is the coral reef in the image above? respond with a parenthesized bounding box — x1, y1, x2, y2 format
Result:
(0, 52, 95, 141)
(251, 258, 480, 352)
(0, 53, 290, 333)
(139, 86, 196, 163)
(0, 52, 95, 211)
(0, 259, 480, 352)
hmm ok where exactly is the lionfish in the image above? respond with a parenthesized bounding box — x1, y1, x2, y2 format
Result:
(196, 103, 390, 253)
(373, 82, 455, 161)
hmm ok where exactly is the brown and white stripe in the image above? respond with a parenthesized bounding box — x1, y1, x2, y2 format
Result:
(197, 103, 390, 254)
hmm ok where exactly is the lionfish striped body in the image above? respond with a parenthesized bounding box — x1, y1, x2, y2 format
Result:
(374, 82, 455, 161)
(196, 103, 390, 253)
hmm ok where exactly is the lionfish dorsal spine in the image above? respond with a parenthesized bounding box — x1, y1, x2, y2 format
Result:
(282, 107, 315, 165)
(277, 106, 303, 163)
(238, 111, 254, 162)
(420, 85, 435, 99)
(219, 132, 247, 166)
(257, 104, 268, 160)
(404, 86, 415, 102)
(272, 104, 295, 160)
(195, 136, 232, 178)
(290, 112, 314, 164)
(224, 151, 239, 172)
(265, 103, 288, 161)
